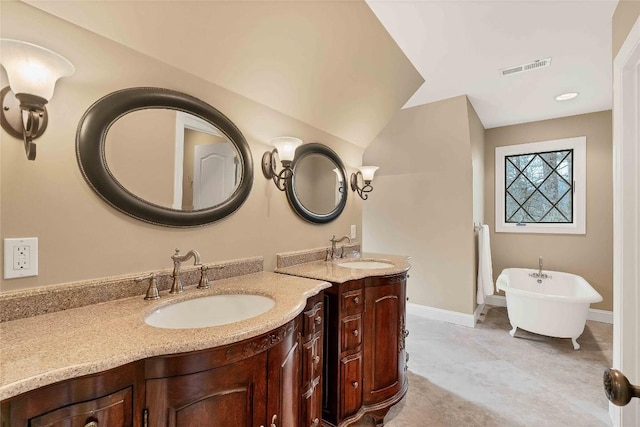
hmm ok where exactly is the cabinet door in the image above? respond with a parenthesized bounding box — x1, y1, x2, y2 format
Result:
(267, 320, 301, 427)
(363, 276, 406, 405)
(29, 387, 133, 427)
(145, 352, 267, 427)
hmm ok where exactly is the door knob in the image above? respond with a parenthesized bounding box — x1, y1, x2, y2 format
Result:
(604, 368, 640, 406)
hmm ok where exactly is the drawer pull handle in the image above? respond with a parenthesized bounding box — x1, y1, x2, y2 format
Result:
(352, 381, 359, 388)
(314, 316, 322, 325)
(270, 414, 278, 427)
(311, 417, 320, 427)
(353, 296, 360, 304)
(313, 355, 320, 363)
(84, 422, 98, 427)
(352, 329, 359, 337)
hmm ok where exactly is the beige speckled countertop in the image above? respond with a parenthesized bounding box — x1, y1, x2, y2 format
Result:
(0, 272, 330, 401)
(275, 253, 411, 283)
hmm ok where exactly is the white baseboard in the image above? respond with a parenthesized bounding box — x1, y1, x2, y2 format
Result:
(474, 303, 485, 324)
(587, 309, 613, 324)
(406, 302, 476, 328)
(484, 294, 507, 307)
(483, 295, 613, 324)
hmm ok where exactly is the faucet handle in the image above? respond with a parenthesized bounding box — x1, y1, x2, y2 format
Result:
(135, 273, 160, 300)
(197, 265, 210, 289)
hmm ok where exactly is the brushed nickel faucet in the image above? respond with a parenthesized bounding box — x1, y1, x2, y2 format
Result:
(529, 256, 551, 283)
(329, 235, 352, 260)
(170, 248, 201, 294)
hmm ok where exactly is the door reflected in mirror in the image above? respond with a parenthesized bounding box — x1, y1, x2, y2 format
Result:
(105, 110, 241, 211)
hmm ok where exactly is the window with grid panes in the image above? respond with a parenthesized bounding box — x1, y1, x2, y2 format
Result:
(495, 137, 586, 234)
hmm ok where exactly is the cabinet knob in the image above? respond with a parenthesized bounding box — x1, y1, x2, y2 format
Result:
(352, 381, 359, 388)
(353, 296, 360, 304)
(84, 422, 98, 427)
(311, 417, 320, 427)
(352, 329, 359, 337)
(313, 355, 320, 363)
(271, 414, 278, 427)
(314, 316, 322, 325)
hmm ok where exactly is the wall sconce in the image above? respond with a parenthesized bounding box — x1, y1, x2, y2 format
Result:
(0, 39, 75, 160)
(350, 166, 379, 200)
(262, 136, 303, 190)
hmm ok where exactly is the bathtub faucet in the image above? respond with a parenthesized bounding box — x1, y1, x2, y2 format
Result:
(529, 256, 551, 283)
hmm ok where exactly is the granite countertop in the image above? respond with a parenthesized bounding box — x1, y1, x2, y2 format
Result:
(275, 253, 411, 283)
(0, 272, 330, 401)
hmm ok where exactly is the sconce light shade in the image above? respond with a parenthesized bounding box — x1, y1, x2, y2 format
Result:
(262, 136, 303, 191)
(358, 166, 379, 182)
(270, 136, 302, 162)
(350, 165, 379, 200)
(0, 39, 74, 160)
(332, 167, 344, 183)
(1, 39, 74, 103)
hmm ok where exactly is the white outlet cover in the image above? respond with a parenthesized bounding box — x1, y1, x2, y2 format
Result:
(4, 238, 38, 279)
(350, 224, 357, 240)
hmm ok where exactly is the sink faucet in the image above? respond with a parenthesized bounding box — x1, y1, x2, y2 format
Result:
(329, 235, 352, 260)
(170, 248, 201, 294)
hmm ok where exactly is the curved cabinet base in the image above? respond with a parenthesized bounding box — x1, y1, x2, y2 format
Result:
(332, 377, 408, 427)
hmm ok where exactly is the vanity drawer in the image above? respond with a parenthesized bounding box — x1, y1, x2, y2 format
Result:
(340, 289, 363, 314)
(339, 353, 362, 420)
(340, 314, 362, 353)
(302, 335, 322, 388)
(29, 387, 133, 427)
(302, 295, 324, 341)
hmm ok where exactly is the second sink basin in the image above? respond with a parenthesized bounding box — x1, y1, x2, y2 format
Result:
(145, 294, 275, 329)
(336, 260, 395, 270)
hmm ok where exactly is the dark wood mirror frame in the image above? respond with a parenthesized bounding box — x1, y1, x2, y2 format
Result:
(285, 143, 347, 223)
(76, 87, 253, 227)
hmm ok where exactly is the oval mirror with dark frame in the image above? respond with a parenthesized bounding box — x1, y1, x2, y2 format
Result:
(76, 87, 253, 227)
(285, 143, 348, 223)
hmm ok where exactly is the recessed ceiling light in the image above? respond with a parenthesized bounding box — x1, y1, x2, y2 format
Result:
(555, 92, 579, 101)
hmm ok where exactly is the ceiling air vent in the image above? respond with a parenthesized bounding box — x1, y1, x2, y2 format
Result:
(500, 58, 552, 76)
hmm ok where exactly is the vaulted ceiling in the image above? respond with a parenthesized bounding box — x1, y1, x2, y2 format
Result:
(366, 0, 618, 128)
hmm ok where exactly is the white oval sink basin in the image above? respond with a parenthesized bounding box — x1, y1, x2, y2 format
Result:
(145, 294, 275, 329)
(336, 260, 395, 270)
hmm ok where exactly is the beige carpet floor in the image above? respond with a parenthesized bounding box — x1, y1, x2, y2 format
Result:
(355, 306, 613, 426)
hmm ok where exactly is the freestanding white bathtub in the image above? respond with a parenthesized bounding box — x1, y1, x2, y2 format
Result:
(496, 268, 603, 350)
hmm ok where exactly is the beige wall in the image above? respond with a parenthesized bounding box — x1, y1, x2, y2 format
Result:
(613, 0, 640, 59)
(0, 2, 367, 292)
(25, 0, 424, 149)
(484, 111, 613, 310)
(362, 96, 477, 315)
(468, 100, 486, 304)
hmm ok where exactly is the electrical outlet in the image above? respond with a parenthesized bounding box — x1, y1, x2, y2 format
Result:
(4, 238, 38, 279)
(350, 225, 357, 240)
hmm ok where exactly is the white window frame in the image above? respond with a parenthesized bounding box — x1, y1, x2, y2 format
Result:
(495, 136, 586, 234)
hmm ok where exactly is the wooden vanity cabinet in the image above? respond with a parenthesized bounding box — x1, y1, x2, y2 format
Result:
(1, 361, 145, 427)
(145, 317, 300, 427)
(2, 292, 326, 427)
(322, 273, 407, 427)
